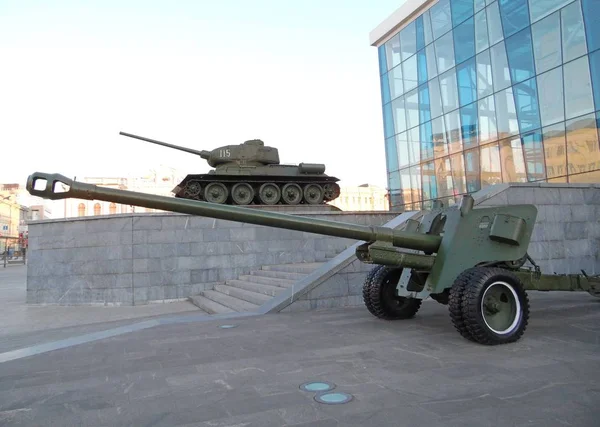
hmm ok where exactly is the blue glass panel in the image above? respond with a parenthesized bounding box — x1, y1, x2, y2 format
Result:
(421, 121, 435, 161)
(384, 35, 401, 70)
(589, 50, 600, 112)
(530, 0, 576, 23)
(499, 0, 530, 38)
(435, 31, 456, 74)
(380, 72, 391, 105)
(476, 50, 494, 99)
(439, 68, 459, 113)
(430, 0, 453, 40)
(451, 0, 474, 27)
(378, 45, 387, 75)
(389, 171, 401, 192)
(563, 55, 595, 119)
(409, 126, 422, 164)
(402, 54, 418, 93)
(421, 161, 438, 200)
(460, 102, 479, 148)
(454, 17, 475, 64)
(426, 44, 438, 79)
(385, 136, 399, 173)
(457, 57, 477, 107)
(464, 148, 481, 192)
(383, 103, 395, 138)
(405, 89, 420, 130)
(513, 77, 541, 133)
(429, 77, 444, 119)
(423, 10, 434, 45)
(478, 94, 498, 144)
(487, 2, 504, 45)
(392, 96, 407, 135)
(419, 85, 431, 124)
(432, 116, 449, 157)
(390, 64, 404, 100)
(475, 0, 486, 12)
(531, 11, 562, 75)
(495, 87, 520, 138)
(400, 22, 417, 61)
(445, 110, 463, 152)
(505, 28, 536, 84)
(474, 9, 489, 53)
(538, 67, 565, 126)
(396, 132, 410, 168)
(491, 42, 512, 92)
(561, 1, 588, 63)
(582, 0, 600, 53)
(417, 50, 428, 86)
(521, 130, 546, 181)
(416, 16, 425, 51)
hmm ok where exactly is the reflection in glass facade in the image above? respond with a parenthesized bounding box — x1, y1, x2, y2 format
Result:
(377, 0, 600, 210)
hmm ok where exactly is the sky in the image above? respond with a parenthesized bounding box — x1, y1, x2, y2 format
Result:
(0, 0, 403, 205)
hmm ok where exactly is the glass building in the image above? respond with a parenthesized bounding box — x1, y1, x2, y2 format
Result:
(370, 0, 600, 211)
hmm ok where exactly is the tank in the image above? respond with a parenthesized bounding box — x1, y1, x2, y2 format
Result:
(119, 131, 341, 206)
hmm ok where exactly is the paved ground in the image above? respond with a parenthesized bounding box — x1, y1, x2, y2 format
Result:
(0, 275, 599, 426)
(0, 265, 200, 341)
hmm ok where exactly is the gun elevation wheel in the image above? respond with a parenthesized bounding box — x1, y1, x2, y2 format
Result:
(452, 267, 530, 345)
(364, 266, 422, 320)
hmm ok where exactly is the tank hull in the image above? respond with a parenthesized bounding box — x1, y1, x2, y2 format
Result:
(175, 171, 341, 206)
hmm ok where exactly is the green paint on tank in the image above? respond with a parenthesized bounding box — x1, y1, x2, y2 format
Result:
(120, 131, 341, 206)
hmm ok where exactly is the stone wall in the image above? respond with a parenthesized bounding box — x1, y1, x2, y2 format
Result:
(26, 210, 397, 305)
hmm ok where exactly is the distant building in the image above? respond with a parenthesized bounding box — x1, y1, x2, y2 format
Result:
(328, 184, 390, 211)
(63, 166, 186, 218)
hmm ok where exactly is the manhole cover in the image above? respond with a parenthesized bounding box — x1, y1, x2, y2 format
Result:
(299, 381, 336, 392)
(314, 392, 354, 405)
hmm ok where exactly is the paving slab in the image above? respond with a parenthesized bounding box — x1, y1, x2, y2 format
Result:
(0, 288, 598, 426)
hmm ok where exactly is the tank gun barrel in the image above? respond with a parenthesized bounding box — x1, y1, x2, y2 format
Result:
(119, 131, 210, 159)
(26, 172, 442, 253)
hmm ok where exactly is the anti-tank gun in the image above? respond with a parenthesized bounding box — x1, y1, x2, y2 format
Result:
(120, 131, 341, 206)
(27, 172, 600, 345)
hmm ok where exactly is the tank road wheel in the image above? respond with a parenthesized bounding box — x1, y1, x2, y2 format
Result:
(258, 183, 281, 205)
(183, 180, 202, 199)
(367, 266, 422, 320)
(281, 183, 303, 205)
(459, 267, 530, 345)
(231, 183, 254, 205)
(362, 265, 385, 316)
(204, 182, 229, 204)
(303, 184, 324, 205)
(323, 183, 340, 201)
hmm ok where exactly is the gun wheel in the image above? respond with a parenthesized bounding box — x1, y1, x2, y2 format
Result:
(362, 265, 385, 316)
(448, 269, 478, 342)
(367, 266, 422, 320)
(459, 267, 530, 345)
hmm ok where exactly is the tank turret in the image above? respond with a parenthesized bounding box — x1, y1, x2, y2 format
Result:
(120, 131, 340, 206)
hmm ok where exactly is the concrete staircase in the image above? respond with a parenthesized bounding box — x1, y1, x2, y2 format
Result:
(189, 261, 331, 314)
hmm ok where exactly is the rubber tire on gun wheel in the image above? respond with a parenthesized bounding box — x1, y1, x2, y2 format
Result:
(367, 266, 422, 320)
(362, 265, 385, 316)
(460, 267, 530, 345)
(448, 268, 478, 342)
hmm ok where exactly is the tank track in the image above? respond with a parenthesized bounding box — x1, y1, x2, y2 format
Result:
(175, 175, 341, 206)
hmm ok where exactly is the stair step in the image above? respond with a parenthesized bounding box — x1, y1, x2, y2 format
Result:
(200, 290, 260, 312)
(250, 270, 307, 281)
(214, 284, 271, 306)
(239, 274, 295, 288)
(226, 280, 286, 296)
(189, 295, 235, 315)
(262, 263, 324, 274)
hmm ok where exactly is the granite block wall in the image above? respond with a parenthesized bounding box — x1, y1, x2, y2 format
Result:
(26, 210, 397, 305)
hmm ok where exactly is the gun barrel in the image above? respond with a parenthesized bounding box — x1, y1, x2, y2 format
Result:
(119, 131, 208, 158)
(26, 172, 442, 253)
